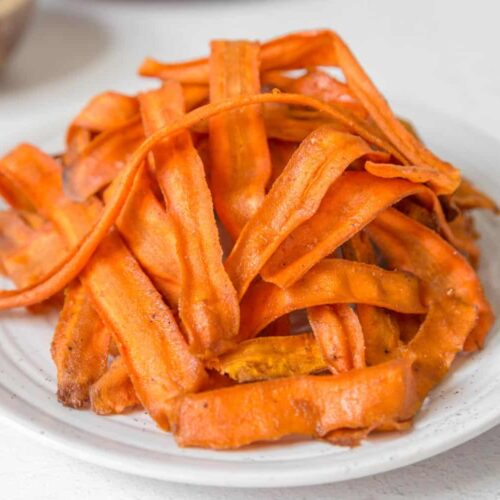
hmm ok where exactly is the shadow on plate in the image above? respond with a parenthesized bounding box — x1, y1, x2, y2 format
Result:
(0, 5, 109, 92)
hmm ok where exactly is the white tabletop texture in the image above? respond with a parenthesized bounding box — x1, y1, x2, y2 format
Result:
(0, 0, 499, 498)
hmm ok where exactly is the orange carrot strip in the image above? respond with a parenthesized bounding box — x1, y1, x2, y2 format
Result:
(308, 304, 365, 373)
(334, 35, 461, 194)
(262, 171, 471, 288)
(210, 333, 326, 383)
(169, 359, 418, 449)
(368, 208, 493, 354)
(90, 356, 140, 415)
(83, 231, 208, 429)
(226, 128, 372, 299)
(183, 83, 209, 111)
(267, 139, 298, 190)
(139, 82, 239, 358)
(365, 161, 451, 186)
(209, 40, 271, 239)
(51, 282, 111, 408)
(0, 91, 432, 310)
(451, 178, 499, 213)
(66, 118, 144, 200)
(239, 259, 425, 341)
(139, 30, 337, 83)
(343, 232, 401, 365)
(105, 167, 181, 306)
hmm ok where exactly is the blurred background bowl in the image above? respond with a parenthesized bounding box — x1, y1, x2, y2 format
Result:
(0, 0, 35, 68)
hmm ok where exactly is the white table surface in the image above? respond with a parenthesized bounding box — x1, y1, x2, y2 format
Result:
(1, 0, 499, 498)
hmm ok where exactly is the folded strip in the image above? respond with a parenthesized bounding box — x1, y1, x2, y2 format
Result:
(139, 82, 239, 358)
(343, 232, 401, 365)
(226, 128, 372, 299)
(262, 171, 474, 288)
(209, 40, 271, 239)
(209, 333, 326, 382)
(239, 258, 426, 341)
(308, 304, 365, 373)
(168, 359, 418, 449)
(365, 161, 452, 187)
(0, 91, 439, 310)
(90, 356, 140, 416)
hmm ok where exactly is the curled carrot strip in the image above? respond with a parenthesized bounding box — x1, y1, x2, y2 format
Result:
(239, 259, 426, 341)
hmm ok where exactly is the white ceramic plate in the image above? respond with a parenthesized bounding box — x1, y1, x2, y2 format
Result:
(0, 100, 498, 488)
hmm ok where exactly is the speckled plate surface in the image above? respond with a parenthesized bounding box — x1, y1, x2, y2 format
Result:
(0, 101, 498, 487)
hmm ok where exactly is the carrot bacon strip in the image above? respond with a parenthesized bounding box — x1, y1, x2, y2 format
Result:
(225, 128, 372, 299)
(139, 82, 239, 358)
(209, 40, 271, 239)
(51, 282, 111, 407)
(451, 178, 499, 213)
(210, 333, 326, 382)
(308, 304, 365, 373)
(368, 209, 493, 392)
(66, 118, 144, 200)
(106, 168, 181, 306)
(364, 161, 452, 186)
(239, 259, 426, 341)
(334, 36, 461, 194)
(83, 231, 208, 429)
(90, 356, 140, 415)
(267, 139, 297, 189)
(343, 232, 401, 365)
(168, 359, 418, 449)
(0, 91, 477, 310)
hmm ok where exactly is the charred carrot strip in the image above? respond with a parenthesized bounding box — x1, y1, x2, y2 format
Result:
(105, 167, 181, 306)
(169, 359, 418, 449)
(239, 259, 425, 341)
(210, 333, 326, 383)
(51, 282, 110, 408)
(334, 35, 461, 194)
(308, 304, 365, 373)
(343, 232, 401, 365)
(139, 82, 239, 358)
(66, 118, 144, 200)
(90, 356, 140, 415)
(209, 40, 271, 239)
(262, 171, 472, 288)
(226, 128, 372, 299)
(83, 231, 208, 429)
(0, 91, 442, 311)
(368, 208, 493, 357)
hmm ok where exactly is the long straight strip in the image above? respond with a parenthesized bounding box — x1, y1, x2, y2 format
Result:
(139, 82, 239, 358)
(334, 35, 460, 194)
(261, 171, 466, 288)
(51, 282, 110, 407)
(169, 359, 418, 449)
(226, 128, 372, 299)
(368, 208, 493, 354)
(239, 259, 425, 341)
(308, 304, 365, 373)
(83, 231, 208, 429)
(209, 40, 271, 239)
(343, 232, 401, 365)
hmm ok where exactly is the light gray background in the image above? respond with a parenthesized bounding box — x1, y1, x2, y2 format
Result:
(0, 0, 499, 498)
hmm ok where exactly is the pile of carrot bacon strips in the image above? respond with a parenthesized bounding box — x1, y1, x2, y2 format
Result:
(0, 30, 497, 450)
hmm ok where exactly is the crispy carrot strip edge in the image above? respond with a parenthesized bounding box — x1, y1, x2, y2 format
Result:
(209, 333, 326, 382)
(343, 232, 401, 365)
(368, 209, 493, 382)
(308, 304, 365, 373)
(0, 91, 458, 311)
(262, 171, 473, 288)
(168, 359, 418, 449)
(239, 259, 426, 341)
(225, 128, 372, 299)
(51, 282, 111, 407)
(139, 82, 239, 358)
(209, 41, 271, 239)
(90, 356, 140, 415)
